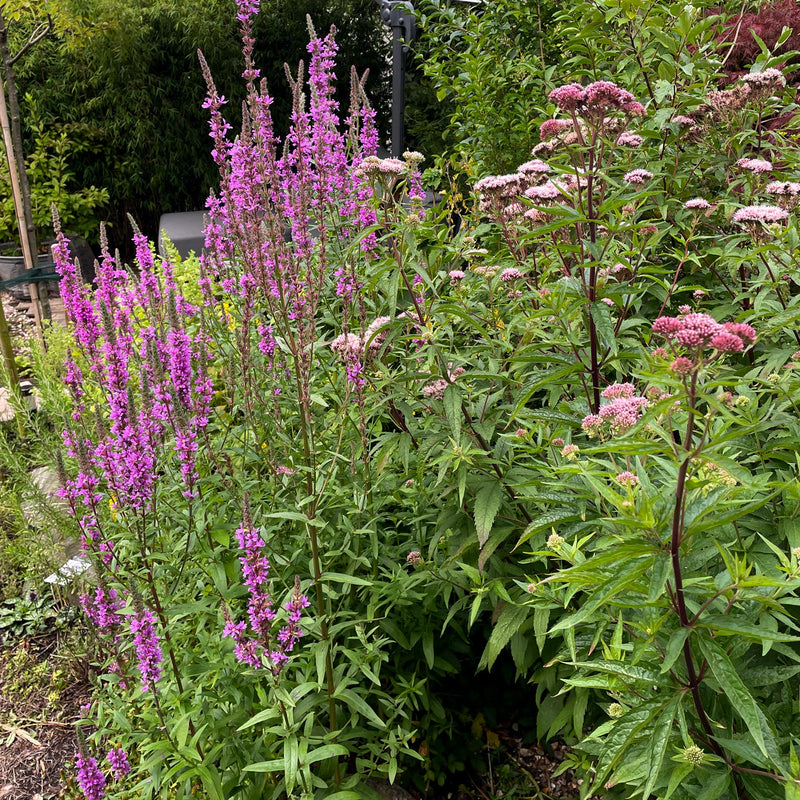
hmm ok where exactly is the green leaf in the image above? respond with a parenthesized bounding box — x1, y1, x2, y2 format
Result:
(700, 615, 800, 644)
(474, 479, 504, 549)
(695, 770, 731, 800)
(663, 762, 693, 800)
(479, 603, 529, 670)
(304, 744, 349, 765)
(642, 698, 679, 799)
(443, 383, 462, 442)
(322, 572, 373, 587)
(660, 628, 690, 674)
(589, 702, 661, 791)
(590, 301, 617, 356)
(534, 607, 549, 653)
(284, 734, 299, 794)
(570, 661, 661, 685)
(194, 765, 224, 800)
(698, 637, 768, 758)
(549, 558, 651, 633)
(238, 706, 280, 731)
(334, 688, 386, 729)
(264, 511, 325, 526)
(515, 509, 586, 550)
(242, 759, 284, 773)
(422, 629, 435, 669)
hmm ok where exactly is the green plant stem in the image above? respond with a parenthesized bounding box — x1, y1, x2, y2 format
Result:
(294, 359, 339, 782)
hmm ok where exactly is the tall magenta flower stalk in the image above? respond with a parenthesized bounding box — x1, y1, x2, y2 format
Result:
(223, 501, 309, 675)
(53, 210, 212, 524)
(197, 6, 385, 744)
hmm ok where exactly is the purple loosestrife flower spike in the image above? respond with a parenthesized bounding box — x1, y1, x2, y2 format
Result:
(75, 753, 106, 800)
(129, 607, 163, 690)
(107, 748, 131, 779)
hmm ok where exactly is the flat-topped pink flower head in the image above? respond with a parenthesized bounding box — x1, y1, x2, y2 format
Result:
(653, 313, 756, 354)
(732, 205, 788, 224)
(475, 173, 523, 198)
(549, 83, 585, 111)
(525, 182, 561, 201)
(737, 157, 772, 174)
(602, 382, 637, 400)
(517, 159, 551, 175)
(622, 101, 646, 117)
(584, 80, 635, 111)
(624, 169, 653, 185)
(766, 181, 800, 196)
(617, 131, 643, 147)
(540, 119, 572, 140)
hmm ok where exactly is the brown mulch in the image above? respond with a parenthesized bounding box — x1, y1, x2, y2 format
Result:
(0, 636, 90, 800)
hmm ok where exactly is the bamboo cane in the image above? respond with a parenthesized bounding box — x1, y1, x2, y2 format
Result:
(0, 294, 25, 438)
(0, 59, 43, 340)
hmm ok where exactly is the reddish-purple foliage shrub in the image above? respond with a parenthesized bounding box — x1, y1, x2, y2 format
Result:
(716, 1, 800, 77)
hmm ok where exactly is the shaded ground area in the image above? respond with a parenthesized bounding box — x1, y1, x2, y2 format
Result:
(0, 634, 89, 800)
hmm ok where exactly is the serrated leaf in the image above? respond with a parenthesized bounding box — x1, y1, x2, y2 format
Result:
(479, 603, 529, 671)
(443, 384, 462, 441)
(474, 479, 504, 549)
(549, 558, 651, 633)
(642, 698, 679, 799)
(663, 762, 693, 800)
(695, 770, 730, 800)
(570, 660, 661, 684)
(591, 301, 617, 356)
(422, 629, 434, 669)
(534, 606, 549, 653)
(698, 637, 768, 758)
(515, 509, 585, 550)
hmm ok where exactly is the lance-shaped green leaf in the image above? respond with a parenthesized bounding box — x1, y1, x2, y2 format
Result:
(642, 697, 680, 799)
(474, 479, 504, 549)
(698, 636, 769, 758)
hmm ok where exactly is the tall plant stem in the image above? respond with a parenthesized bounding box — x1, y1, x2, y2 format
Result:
(295, 366, 339, 781)
(669, 374, 724, 761)
(586, 168, 601, 413)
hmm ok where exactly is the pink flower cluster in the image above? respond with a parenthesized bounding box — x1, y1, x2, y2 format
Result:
(549, 80, 640, 115)
(540, 118, 572, 140)
(517, 159, 551, 175)
(652, 312, 756, 356)
(732, 205, 788, 224)
(422, 366, 465, 400)
(616, 131, 643, 147)
(623, 169, 653, 185)
(615, 471, 639, 487)
(329, 317, 391, 388)
(737, 157, 772, 174)
(582, 383, 648, 437)
(766, 181, 800, 196)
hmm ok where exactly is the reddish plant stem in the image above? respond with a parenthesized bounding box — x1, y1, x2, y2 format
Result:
(670, 372, 725, 762)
